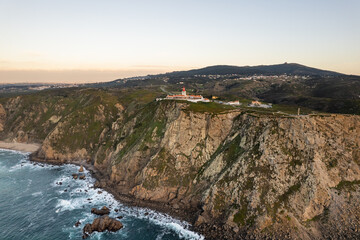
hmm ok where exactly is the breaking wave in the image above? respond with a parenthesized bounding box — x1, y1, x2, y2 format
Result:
(0, 149, 204, 240)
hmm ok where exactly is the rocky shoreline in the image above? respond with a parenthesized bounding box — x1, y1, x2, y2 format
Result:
(7, 140, 290, 240)
(29, 155, 213, 239)
(0, 133, 268, 238)
(0, 142, 250, 238)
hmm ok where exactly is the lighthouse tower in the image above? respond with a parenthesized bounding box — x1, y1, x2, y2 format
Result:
(182, 87, 186, 96)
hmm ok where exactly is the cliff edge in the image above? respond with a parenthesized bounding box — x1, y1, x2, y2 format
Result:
(1, 89, 359, 239)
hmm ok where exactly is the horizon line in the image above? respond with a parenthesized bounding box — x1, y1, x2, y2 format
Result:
(0, 63, 359, 85)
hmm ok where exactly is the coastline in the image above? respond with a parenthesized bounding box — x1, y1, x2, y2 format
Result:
(29, 155, 206, 238)
(0, 142, 213, 239)
(0, 149, 204, 240)
(29, 155, 199, 220)
(0, 141, 41, 153)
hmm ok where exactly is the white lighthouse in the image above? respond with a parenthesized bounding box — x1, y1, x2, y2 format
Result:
(182, 87, 186, 96)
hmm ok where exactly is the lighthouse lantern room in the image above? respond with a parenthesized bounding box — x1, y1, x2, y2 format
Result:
(182, 87, 186, 96)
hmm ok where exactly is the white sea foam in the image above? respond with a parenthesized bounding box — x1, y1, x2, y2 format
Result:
(27, 179, 33, 187)
(50, 164, 204, 240)
(0, 148, 29, 155)
(9, 159, 60, 172)
(120, 207, 204, 240)
(167, 222, 204, 240)
(52, 175, 72, 188)
(156, 231, 167, 240)
(31, 191, 42, 197)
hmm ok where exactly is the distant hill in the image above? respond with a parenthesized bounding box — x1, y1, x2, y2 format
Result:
(86, 63, 360, 115)
(156, 63, 345, 77)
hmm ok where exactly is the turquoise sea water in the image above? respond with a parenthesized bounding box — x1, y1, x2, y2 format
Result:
(0, 149, 203, 240)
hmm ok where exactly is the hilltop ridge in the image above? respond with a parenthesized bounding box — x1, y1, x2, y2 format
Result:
(151, 63, 345, 78)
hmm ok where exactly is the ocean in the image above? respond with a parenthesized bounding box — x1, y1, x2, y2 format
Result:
(0, 149, 204, 240)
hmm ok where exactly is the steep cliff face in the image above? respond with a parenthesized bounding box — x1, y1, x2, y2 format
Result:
(194, 114, 360, 239)
(1, 91, 359, 239)
(104, 104, 360, 239)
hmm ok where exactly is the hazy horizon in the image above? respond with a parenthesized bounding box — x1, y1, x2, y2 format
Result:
(0, 62, 357, 85)
(0, 68, 176, 84)
(1, 0, 359, 83)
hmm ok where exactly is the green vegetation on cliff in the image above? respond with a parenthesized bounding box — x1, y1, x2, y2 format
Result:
(1, 85, 360, 240)
(186, 102, 234, 114)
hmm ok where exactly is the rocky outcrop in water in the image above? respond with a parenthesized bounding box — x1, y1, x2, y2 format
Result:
(91, 206, 110, 216)
(82, 215, 123, 238)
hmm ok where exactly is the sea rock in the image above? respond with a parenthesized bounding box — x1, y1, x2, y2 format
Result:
(75, 220, 81, 227)
(72, 173, 78, 180)
(79, 165, 84, 172)
(79, 175, 85, 180)
(91, 206, 110, 216)
(93, 181, 101, 188)
(82, 215, 123, 238)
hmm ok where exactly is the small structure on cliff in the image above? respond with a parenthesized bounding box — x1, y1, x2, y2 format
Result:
(248, 100, 272, 108)
(157, 87, 210, 103)
(227, 101, 241, 106)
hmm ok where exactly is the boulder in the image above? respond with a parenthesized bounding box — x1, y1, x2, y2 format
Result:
(72, 173, 78, 180)
(82, 215, 123, 238)
(93, 181, 101, 188)
(79, 165, 84, 172)
(79, 175, 85, 180)
(91, 206, 110, 216)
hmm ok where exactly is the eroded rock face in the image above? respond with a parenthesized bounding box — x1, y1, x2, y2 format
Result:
(83, 215, 123, 238)
(3, 97, 359, 239)
(0, 104, 6, 132)
(105, 106, 360, 239)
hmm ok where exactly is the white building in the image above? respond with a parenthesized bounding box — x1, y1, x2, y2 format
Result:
(163, 87, 210, 103)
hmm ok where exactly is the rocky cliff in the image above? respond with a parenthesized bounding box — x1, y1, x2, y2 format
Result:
(1, 89, 359, 239)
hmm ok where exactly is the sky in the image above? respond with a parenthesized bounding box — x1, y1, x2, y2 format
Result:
(1, 0, 360, 83)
